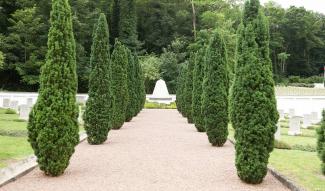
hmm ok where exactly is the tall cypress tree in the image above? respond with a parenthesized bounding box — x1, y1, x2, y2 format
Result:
(27, 0, 79, 176)
(176, 64, 188, 117)
(111, 40, 129, 129)
(317, 110, 325, 175)
(118, 0, 138, 52)
(184, 54, 195, 123)
(134, 54, 145, 115)
(83, 13, 112, 145)
(230, 0, 278, 184)
(125, 49, 136, 122)
(202, 30, 229, 146)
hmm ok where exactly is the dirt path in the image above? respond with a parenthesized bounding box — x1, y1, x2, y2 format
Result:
(3, 109, 288, 191)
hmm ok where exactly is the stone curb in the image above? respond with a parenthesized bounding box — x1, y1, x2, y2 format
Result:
(0, 132, 88, 188)
(227, 138, 305, 191)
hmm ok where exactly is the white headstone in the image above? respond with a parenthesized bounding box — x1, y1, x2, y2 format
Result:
(278, 109, 285, 120)
(26, 98, 34, 107)
(311, 112, 319, 124)
(302, 114, 312, 129)
(9, 101, 19, 112)
(78, 106, 84, 125)
(275, 123, 281, 140)
(289, 108, 295, 118)
(19, 105, 31, 120)
(149, 79, 173, 104)
(2, 98, 10, 108)
(77, 96, 86, 105)
(288, 116, 302, 136)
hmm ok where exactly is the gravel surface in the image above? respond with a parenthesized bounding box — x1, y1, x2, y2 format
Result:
(3, 109, 288, 191)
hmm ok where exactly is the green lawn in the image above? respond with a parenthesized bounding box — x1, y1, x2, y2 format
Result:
(270, 149, 325, 191)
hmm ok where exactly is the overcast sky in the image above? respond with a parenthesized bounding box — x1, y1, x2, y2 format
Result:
(259, 0, 325, 14)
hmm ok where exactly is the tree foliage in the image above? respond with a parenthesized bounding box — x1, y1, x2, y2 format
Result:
(27, 0, 79, 176)
(317, 110, 325, 175)
(84, 13, 113, 145)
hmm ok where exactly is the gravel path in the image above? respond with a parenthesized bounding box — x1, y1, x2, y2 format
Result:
(3, 109, 288, 191)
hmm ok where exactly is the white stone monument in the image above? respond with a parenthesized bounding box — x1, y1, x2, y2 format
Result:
(275, 123, 281, 140)
(2, 98, 10, 108)
(77, 96, 87, 105)
(302, 114, 312, 129)
(288, 116, 302, 136)
(9, 101, 19, 112)
(148, 79, 173, 104)
(278, 109, 285, 120)
(288, 108, 295, 118)
(19, 105, 31, 120)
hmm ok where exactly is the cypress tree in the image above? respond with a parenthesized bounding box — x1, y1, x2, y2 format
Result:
(111, 40, 129, 129)
(83, 13, 112, 145)
(125, 49, 137, 122)
(27, 0, 79, 176)
(119, 0, 138, 52)
(230, 0, 278, 184)
(176, 64, 187, 117)
(184, 55, 195, 123)
(317, 110, 325, 175)
(134, 55, 145, 115)
(202, 30, 229, 146)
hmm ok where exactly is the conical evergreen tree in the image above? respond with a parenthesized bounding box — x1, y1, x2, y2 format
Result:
(134, 54, 145, 115)
(27, 0, 79, 176)
(202, 30, 229, 146)
(317, 110, 325, 175)
(125, 49, 137, 122)
(184, 54, 195, 123)
(119, 0, 138, 52)
(176, 64, 187, 117)
(83, 13, 113, 145)
(111, 40, 129, 129)
(230, 0, 278, 184)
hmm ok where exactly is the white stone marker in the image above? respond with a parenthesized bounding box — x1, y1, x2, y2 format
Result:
(77, 96, 86, 105)
(78, 106, 84, 125)
(26, 98, 34, 107)
(302, 114, 312, 129)
(9, 101, 19, 112)
(2, 98, 10, 108)
(311, 112, 319, 124)
(288, 116, 302, 136)
(278, 109, 285, 120)
(275, 123, 281, 140)
(19, 105, 31, 120)
(288, 108, 295, 118)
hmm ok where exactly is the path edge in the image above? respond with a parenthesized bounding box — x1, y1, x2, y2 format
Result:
(0, 132, 88, 188)
(227, 139, 306, 191)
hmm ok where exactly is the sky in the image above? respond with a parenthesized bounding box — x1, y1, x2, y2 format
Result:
(259, 0, 325, 14)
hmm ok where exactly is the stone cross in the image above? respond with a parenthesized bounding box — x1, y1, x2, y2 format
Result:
(288, 116, 302, 136)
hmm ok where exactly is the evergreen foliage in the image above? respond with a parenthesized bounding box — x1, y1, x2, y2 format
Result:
(202, 30, 229, 146)
(125, 49, 137, 122)
(317, 110, 325, 175)
(119, 0, 138, 51)
(111, 40, 129, 129)
(83, 13, 113, 145)
(134, 55, 146, 114)
(184, 54, 195, 123)
(230, 0, 278, 184)
(27, 0, 79, 176)
(176, 64, 187, 117)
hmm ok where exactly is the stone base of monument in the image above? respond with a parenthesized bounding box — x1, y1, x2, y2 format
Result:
(147, 97, 173, 104)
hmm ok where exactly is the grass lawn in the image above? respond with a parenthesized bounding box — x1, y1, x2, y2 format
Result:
(0, 135, 33, 168)
(270, 149, 325, 191)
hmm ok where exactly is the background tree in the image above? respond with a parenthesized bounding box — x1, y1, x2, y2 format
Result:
(230, 0, 278, 184)
(317, 110, 325, 175)
(84, 13, 113, 145)
(27, 0, 79, 176)
(202, 30, 229, 146)
(111, 40, 129, 129)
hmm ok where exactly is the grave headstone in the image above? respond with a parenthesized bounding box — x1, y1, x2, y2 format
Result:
(19, 105, 31, 120)
(78, 106, 84, 125)
(289, 108, 295, 118)
(2, 98, 10, 108)
(275, 123, 281, 140)
(9, 101, 19, 112)
(77, 96, 86, 105)
(302, 114, 312, 129)
(311, 112, 319, 124)
(26, 98, 34, 107)
(288, 116, 302, 136)
(278, 109, 285, 120)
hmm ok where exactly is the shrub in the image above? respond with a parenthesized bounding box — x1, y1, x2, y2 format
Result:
(83, 13, 113, 145)
(274, 140, 291, 150)
(125, 49, 137, 122)
(202, 30, 229, 146)
(5, 108, 16, 114)
(184, 54, 195, 123)
(111, 40, 129, 129)
(230, 0, 278, 184)
(317, 110, 325, 175)
(27, 0, 79, 176)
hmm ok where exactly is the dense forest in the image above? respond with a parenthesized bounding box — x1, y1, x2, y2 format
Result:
(0, 0, 324, 93)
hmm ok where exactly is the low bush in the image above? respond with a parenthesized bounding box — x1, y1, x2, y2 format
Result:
(0, 129, 27, 137)
(5, 109, 16, 114)
(292, 144, 317, 152)
(144, 102, 176, 109)
(274, 140, 291, 150)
